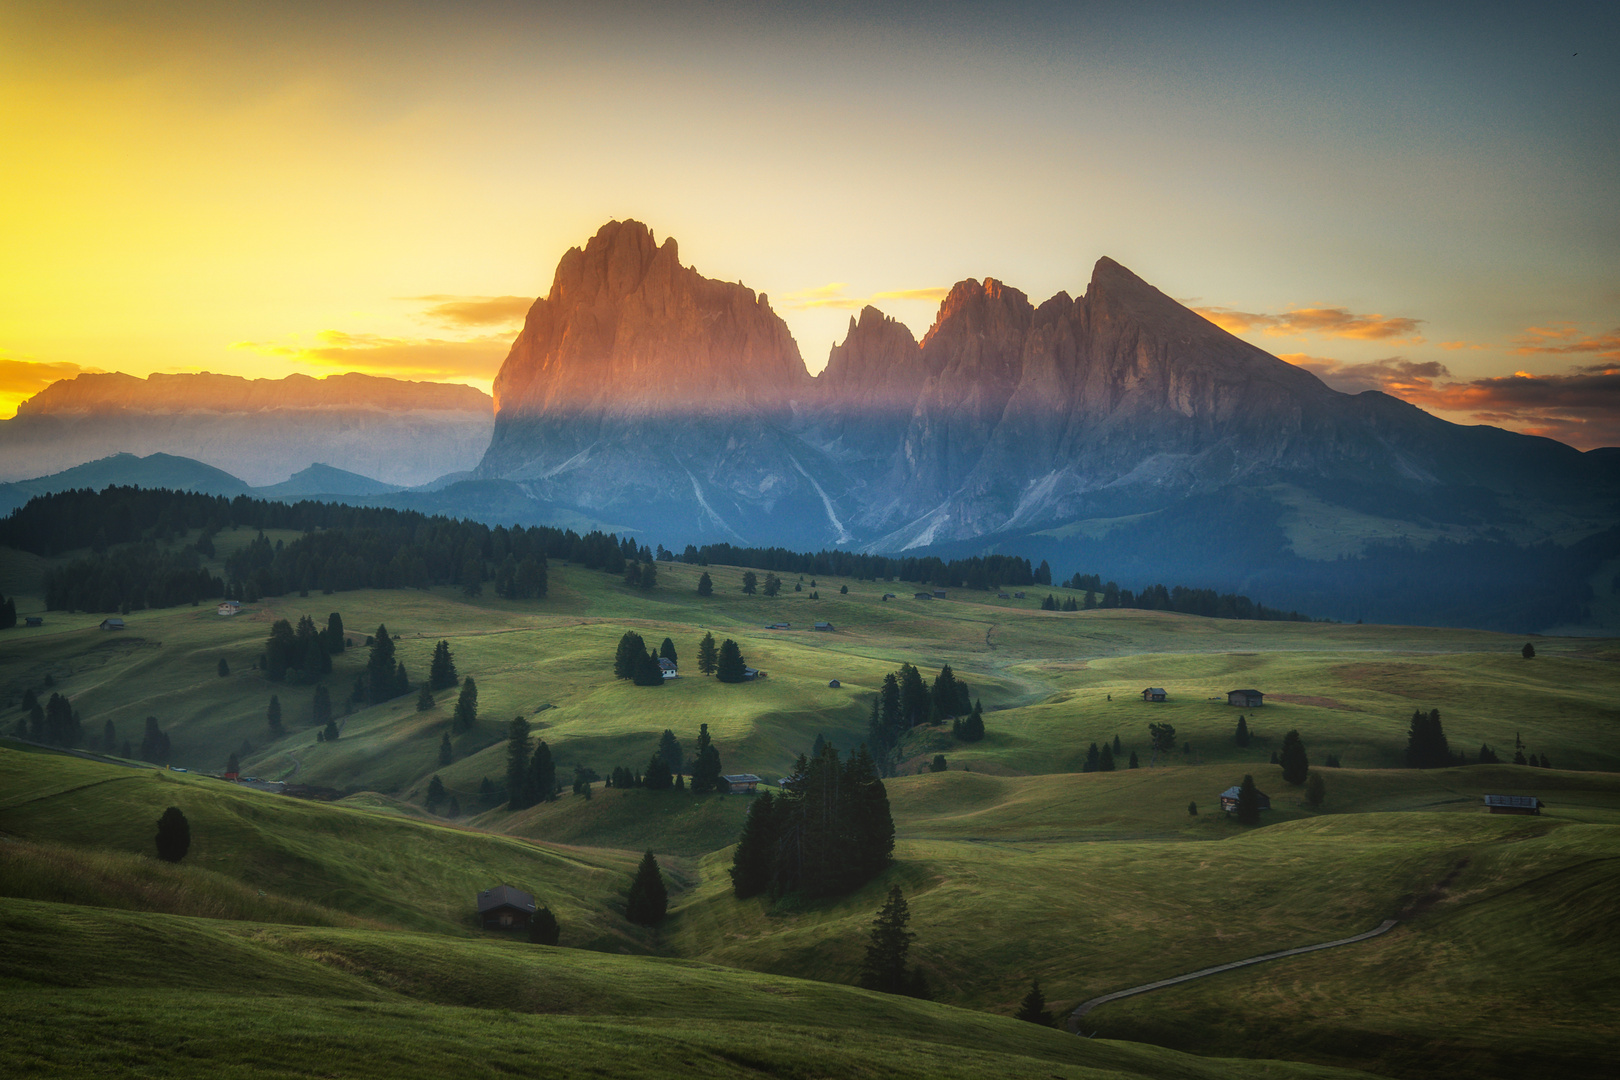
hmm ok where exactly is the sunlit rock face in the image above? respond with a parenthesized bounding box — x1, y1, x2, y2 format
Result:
(1, 372, 493, 487)
(480, 220, 1609, 554)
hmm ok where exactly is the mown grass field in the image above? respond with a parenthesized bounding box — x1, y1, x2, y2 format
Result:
(3, 542, 1619, 1080)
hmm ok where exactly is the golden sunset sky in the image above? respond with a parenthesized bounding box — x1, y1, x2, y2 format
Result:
(2, 1, 1617, 444)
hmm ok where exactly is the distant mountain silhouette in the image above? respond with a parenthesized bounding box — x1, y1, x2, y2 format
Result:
(0, 453, 251, 517)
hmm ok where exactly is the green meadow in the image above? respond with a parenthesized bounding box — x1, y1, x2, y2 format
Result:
(3, 542, 1618, 1079)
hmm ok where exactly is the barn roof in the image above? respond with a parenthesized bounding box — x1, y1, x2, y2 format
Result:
(1227, 688, 1263, 696)
(476, 884, 537, 914)
(1483, 794, 1543, 808)
(723, 774, 764, 784)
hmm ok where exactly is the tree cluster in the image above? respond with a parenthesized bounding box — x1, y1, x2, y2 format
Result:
(729, 742, 893, 900)
(44, 542, 223, 614)
(25, 691, 83, 748)
(264, 613, 343, 682)
(360, 624, 411, 705)
(864, 663, 974, 775)
(503, 717, 557, 810)
(1405, 709, 1452, 769)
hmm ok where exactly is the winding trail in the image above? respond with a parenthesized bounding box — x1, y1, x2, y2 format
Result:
(1067, 918, 1400, 1033)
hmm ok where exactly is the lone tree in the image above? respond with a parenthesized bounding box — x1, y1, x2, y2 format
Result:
(1279, 729, 1310, 785)
(439, 731, 453, 766)
(762, 573, 781, 597)
(217, 657, 230, 677)
(417, 683, 435, 711)
(426, 774, 446, 813)
(154, 806, 190, 863)
(1187, 800, 1198, 816)
(697, 632, 718, 675)
(1015, 979, 1054, 1026)
(696, 571, 713, 597)
(1405, 708, 1451, 769)
(267, 695, 283, 736)
(529, 907, 561, 946)
(1236, 774, 1263, 825)
(429, 640, 458, 690)
(1234, 714, 1250, 747)
(715, 638, 748, 683)
(859, 885, 916, 995)
(1522, 642, 1535, 659)
(689, 723, 724, 793)
(626, 851, 669, 926)
(1305, 770, 1326, 809)
(451, 677, 479, 734)
(1148, 722, 1177, 760)
(741, 571, 757, 595)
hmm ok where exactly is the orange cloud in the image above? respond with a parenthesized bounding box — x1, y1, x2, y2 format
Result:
(1511, 323, 1620, 363)
(781, 283, 949, 311)
(1195, 304, 1423, 342)
(233, 330, 513, 381)
(0, 357, 106, 418)
(1283, 353, 1620, 450)
(405, 294, 534, 328)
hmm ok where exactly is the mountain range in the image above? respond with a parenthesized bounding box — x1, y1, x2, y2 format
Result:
(5, 219, 1617, 630)
(0, 371, 492, 487)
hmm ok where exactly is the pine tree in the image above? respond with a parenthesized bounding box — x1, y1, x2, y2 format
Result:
(1279, 729, 1309, 785)
(426, 774, 446, 813)
(452, 677, 479, 734)
(530, 739, 557, 803)
(632, 647, 666, 687)
(312, 685, 332, 726)
(697, 571, 713, 597)
(638, 561, 657, 590)
(1128, 750, 1139, 768)
(959, 700, 985, 742)
(930, 665, 961, 719)
(697, 631, 718, 675)
(657, 729, 683, 774)
(930, 754, 947, 773)
(1015, 979, 1054, 1025)
(1187, 800, 1198, 816)
(439, 731, 453, 766)
(613, 631, 646, 679)
(1236, 774, 1262, 825)
(626, 851, 669, 926)
(729, 790, 778, 898)
(217, 657, 230, 677)
(226, 751, 240, 776)
(429, 640, 458, 690)
(689, 723, 723, 793)
(860, 885, 915, 994)
(1405, 708, 1451, 769)
(505, 717, 533, 810)
(762, 573, 781, 597)
(1522, 642, 1535, 659)
(267, 696, 284, 736)
(447, 796, 461, 817)
(1234, 714, 1250, 746)
(529, 907, 561, 945)
(715, 639, 747, 683)
(1112, 734, 1122, 755)
(1083, 742, 1100, 772)
(417, 683, 435, 711)
(102, 718, 116, 753)
(643, 753, 674, 790)
(394, 660, 410, 699)
(366, 625, 398, 703)
(741, 571, 757, 595)
(154, 806, 190, 863)
(324, 612, 346, 654)
(1148, 722, 1177, 759)
(1098, 743, 1116, 771)
(323, 719, 340, 742)
(1305, 770, 1326, 808)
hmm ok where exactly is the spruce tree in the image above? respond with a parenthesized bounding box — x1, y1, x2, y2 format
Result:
(154, 806, 190, 863)
(860, 885, 915, 994)
(762, 573, 781, 597)
(312, 684, 332, 726)
(452, 677, 479, 734)
(659, 638, 678, 667)
(530, 739, 557, 803)
(226, 752, 240, 776)
(1187, 800, 1198, 816)
(715, 639, 747, 683)
(1083, 742, 1100, 772)
(1234, 714, 1250, 746)
(102, 718, 116, 753)
(447, 796, 461, 817)
(417, 684, 435, 711)
(529, 907, 561, 945)
(643, 754, 674, 790)
(1112, 734, 1122, 755)
(613, 631, 647, 679)
(505, 717, 533, 810)
(324, 612, 346, 654)
(1405, 708, 1450, 769)
(632, 648, 666, 686)
(697, 571, 713, 597)
(689, 723, 723, 793)
(366, 625, 397, 703)
(217, 657, 230, 677)
(439, 731, 453, 766)
(426, 774, 446, 813)
(323, 720, 340, 742)
(626, 851, 669, 926)
(959, 699, 985, 742)
(1305, 770, 1326, 808)
(429, 640, 458, 690)
(741, 571, 757, 595)
(1098, 744, 1116, 771)
(267, 696, 284, 736)
(1236, 774, 1262, 825)
(729, 790, 778, 898)
(1522, 642, 1535, 659)
(1015, 979, 1054, 1025)
(930, 754, 947, 773)
(657, 729, 683, 774)
(1279, 729, 1309, 785)
(1128, 750, 1139, 768)
(697, 631, 718, 675)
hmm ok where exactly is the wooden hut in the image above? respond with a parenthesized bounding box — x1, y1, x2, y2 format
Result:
(1483, 794, 1543, 816)
(1141, 687, 1167, 702)
(1226, 689, 1264, 707)
(476, 885, 537, 930)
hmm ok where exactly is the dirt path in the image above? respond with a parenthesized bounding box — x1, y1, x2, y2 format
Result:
(1066, 918, 1400, 1033)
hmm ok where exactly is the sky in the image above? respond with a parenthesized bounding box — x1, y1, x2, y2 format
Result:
(2, 0, 1617, 445)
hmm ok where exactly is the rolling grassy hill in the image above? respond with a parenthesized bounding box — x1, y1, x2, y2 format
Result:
(3, 541, 1618, 1079)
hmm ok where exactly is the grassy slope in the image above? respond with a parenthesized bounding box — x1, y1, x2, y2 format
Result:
(0, 900, 1378, 1080)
